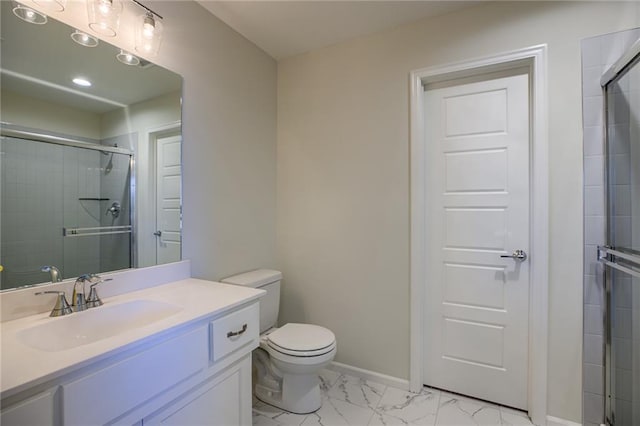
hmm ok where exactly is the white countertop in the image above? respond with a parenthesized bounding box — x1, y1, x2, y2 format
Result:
(1, 278, 264, 398)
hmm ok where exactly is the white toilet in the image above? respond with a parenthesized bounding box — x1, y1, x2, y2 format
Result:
(222, 269, 336, 414)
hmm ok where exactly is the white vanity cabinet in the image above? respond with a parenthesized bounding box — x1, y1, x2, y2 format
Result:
(144, 356, 251, 426)
(0, 388, 57, 426)
(1, 299, 259, 426)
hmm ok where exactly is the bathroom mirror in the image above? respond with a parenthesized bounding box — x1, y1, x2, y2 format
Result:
(0, 1, 183, 290)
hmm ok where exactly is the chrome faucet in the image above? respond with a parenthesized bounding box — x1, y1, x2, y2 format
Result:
(72, 274, 90, 312)
(41, 265, 62, 283)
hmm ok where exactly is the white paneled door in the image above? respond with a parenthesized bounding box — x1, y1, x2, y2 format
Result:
(423, 73, 530, 410)
(155, 133, 182, 265)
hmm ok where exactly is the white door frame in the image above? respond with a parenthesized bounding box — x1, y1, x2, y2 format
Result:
(409, 45, 548, 425)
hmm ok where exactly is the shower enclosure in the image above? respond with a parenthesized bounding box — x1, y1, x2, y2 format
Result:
(0, 128, 133, 289)
(599, 38, 640, 426)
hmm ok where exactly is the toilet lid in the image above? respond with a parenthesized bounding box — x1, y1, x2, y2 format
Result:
(267, 323, 335, 352)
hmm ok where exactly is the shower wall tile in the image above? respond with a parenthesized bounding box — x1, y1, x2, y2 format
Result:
(614, 337, 633, 370)
(616, 368, 633, 401)
(584, 392, 605, 424)
(584, 156, 605, 186)
(584, 245, 598, 274)
(584, 273, 605, 306)
(613, 308, 632, 339)
(584, 96, 605, 127)
(585, 216, 605, 245)
(613, 277, 632, 308)
(611, 124, 631, 154)
(583, 66, 605, 97)
(613, 216, 632, 247)
(616, 399, 632, 425)
(584, 186, 605, 216)
(600, 32, 625, 67)
(584, 126, 604, 156)
(613, 185, 632, 216)
(584, 362, 604, 395)
(584, 304, 605, 335)
(582, 37, 602, 68)
(612, 154, 631, 185)
(584, 333, 604, 365)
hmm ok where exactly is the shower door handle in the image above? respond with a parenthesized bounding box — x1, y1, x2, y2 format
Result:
(500, 250, 527, 261)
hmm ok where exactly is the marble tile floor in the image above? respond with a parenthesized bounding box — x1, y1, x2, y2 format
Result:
(252, 370, 535, 426)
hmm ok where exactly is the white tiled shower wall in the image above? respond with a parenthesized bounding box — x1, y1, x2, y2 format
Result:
(581, 28, 640, 426)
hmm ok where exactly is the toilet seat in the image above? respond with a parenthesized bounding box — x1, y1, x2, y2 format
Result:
(268, 340, 337, 357)
(265, 323, 336, 357)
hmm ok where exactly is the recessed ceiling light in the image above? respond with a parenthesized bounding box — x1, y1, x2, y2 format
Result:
(116, 50, 140, 66)
(12, 2, 48, 25)
(71, 30, 99, 47)
(72, 77, 92, 87)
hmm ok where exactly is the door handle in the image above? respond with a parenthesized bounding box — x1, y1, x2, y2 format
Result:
(500, 249, 527, 261)
(153, 231, 162, 237)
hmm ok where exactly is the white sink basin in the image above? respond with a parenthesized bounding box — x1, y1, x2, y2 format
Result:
(17, 300, 183, 352)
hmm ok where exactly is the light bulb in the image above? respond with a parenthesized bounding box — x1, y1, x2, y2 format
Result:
(142, 14, 155, 39)
(135, 11, 162, 56)
(98, 0, 111, 15)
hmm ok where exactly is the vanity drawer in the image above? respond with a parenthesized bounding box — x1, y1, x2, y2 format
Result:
(62, 326, 208, 426)
(210, 303, 259, 362)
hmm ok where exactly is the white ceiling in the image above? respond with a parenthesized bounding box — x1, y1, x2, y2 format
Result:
(197, 1, 478, 60)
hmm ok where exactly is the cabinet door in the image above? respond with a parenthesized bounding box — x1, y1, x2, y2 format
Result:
(1, 389, 56, 426)
(145, 355, 251, 426)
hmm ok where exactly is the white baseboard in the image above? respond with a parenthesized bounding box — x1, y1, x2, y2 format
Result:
(546, 415, 582, 426)
(327, 361, 410, 391)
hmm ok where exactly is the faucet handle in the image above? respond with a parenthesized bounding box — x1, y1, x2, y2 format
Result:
(87, 275, 113, 308)
(35, 291, 73, 317)
(86, 279, 111, 308)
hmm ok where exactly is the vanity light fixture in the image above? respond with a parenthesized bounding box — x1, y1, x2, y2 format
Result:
(87, 0, 122, 37)
(116, 49, 140, 66)
(12, 1, 47, 25)
(33, 0, 66, 12)
(71, 30, 99, 47)
(72, 77, 92, 87)
(133, 1, 163, 56)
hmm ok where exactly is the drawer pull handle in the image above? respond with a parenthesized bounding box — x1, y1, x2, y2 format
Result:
(227, 324, 248, 338)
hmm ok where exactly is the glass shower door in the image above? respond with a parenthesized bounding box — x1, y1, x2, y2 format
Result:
(601, 47, 640, 426)
(0, 135, 132, 288)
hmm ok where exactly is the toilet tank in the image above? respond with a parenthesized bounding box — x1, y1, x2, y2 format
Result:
(221, 269, 282, 333)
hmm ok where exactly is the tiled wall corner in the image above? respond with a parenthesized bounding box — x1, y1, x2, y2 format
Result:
(581, 27, 640, 425)
(581, 32, 607, 426)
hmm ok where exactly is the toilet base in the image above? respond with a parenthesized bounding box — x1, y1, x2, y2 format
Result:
(255, 373, 322, 414)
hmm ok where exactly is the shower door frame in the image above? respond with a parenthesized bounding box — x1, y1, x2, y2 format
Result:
(600, 37, 640, 426)
(0, 124, 137, 276)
